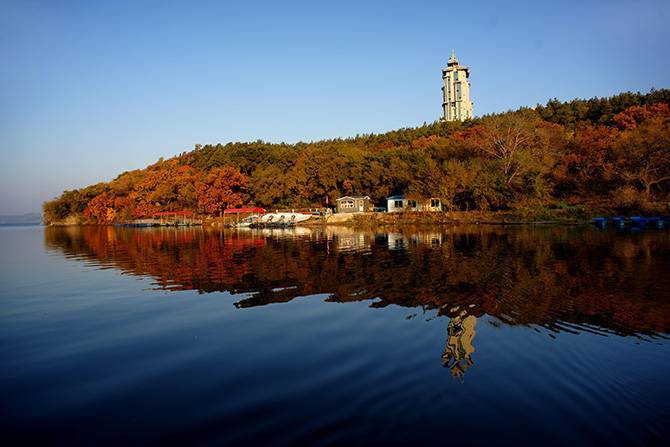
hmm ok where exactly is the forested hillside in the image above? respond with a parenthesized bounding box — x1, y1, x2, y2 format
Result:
(43, 89, 670, 224)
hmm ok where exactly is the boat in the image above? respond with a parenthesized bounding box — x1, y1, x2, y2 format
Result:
(630, 216, 647, 226)
(262, 212, 312, 224)
(591, 215, 666, 231)
(592, 217, 608, 228)
(646, 217, 664, 229)
(610, 216, 625, 226)
(116, 219, 160, 228)
(251, 212, 312, 228)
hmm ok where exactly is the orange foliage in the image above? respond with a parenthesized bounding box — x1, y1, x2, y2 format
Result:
(132, 201, 162, 218)
(196, 166, 249, 215)
(83, 192, 116, 223)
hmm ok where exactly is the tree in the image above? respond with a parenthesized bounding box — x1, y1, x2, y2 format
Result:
(553, 123, 618, 196)
(469, 112, 539, 186)
(196, 166, 249, 215)
(83, 192, 115, 223)
(250, 165, 294, 207)
(613, 104, 670, 198)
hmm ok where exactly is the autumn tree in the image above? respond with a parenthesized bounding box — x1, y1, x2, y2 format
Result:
(613, 104, 670, 198)
(196, 166, 249, 215)
(553, 123, 618, 197)
(83, 192, 116, 223)
(132, 200, 161, 218)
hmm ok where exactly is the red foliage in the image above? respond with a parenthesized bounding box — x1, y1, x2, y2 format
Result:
(613, 103, 670, 130)
(553, 123, 618, 192)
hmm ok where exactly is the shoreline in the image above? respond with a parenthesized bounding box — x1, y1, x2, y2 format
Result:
(45, 214, 590, 228)
(45, 209, 669, 229)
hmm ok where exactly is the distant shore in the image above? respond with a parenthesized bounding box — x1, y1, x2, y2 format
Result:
(0, 213, 42, 226)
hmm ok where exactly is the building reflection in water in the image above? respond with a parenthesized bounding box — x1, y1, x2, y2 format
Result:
(328, 227, 372, 252)
(387, 232, 406, 250)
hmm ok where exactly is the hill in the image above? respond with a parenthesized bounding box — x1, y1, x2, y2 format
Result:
(43, 89, 670, 224)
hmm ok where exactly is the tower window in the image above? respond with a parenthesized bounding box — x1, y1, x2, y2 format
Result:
(454, 71, 459, 81)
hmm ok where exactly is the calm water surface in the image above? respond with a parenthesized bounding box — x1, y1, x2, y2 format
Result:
(1, 225, 669, 445)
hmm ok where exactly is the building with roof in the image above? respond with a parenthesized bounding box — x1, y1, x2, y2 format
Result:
(336, 196, 372, 213)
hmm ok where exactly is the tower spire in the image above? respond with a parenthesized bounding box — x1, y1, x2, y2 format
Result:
(448, 50, 459, 66)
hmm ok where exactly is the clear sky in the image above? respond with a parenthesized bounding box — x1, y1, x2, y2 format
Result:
(1, 0, 669, 214)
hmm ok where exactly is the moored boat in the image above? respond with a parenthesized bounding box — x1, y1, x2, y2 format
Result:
(250, 212, 313, 228)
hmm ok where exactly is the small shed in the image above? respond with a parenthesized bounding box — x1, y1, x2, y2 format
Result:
(336, 196, 371, 213)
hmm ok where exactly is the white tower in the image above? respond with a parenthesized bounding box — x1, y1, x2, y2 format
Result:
(442, 51, 473, 121)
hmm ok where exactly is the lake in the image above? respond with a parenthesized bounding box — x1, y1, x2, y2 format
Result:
(1, 224, 669, 445)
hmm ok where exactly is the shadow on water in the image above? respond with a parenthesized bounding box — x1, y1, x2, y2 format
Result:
(45, 225, 670, 345)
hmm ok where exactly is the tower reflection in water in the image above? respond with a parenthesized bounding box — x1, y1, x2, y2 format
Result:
(442, 306, 477, 378)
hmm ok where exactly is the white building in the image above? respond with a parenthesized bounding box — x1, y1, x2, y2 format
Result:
(442, 51, 473, 121)
(386, 195, 442, 212)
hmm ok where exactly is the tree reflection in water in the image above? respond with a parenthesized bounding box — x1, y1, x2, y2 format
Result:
(45, 224, 670, 374)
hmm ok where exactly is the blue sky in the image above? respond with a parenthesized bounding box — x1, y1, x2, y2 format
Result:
(1, 0, 669, 214)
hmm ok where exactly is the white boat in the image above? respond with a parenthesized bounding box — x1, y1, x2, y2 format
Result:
(260, 212, 312, 225)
